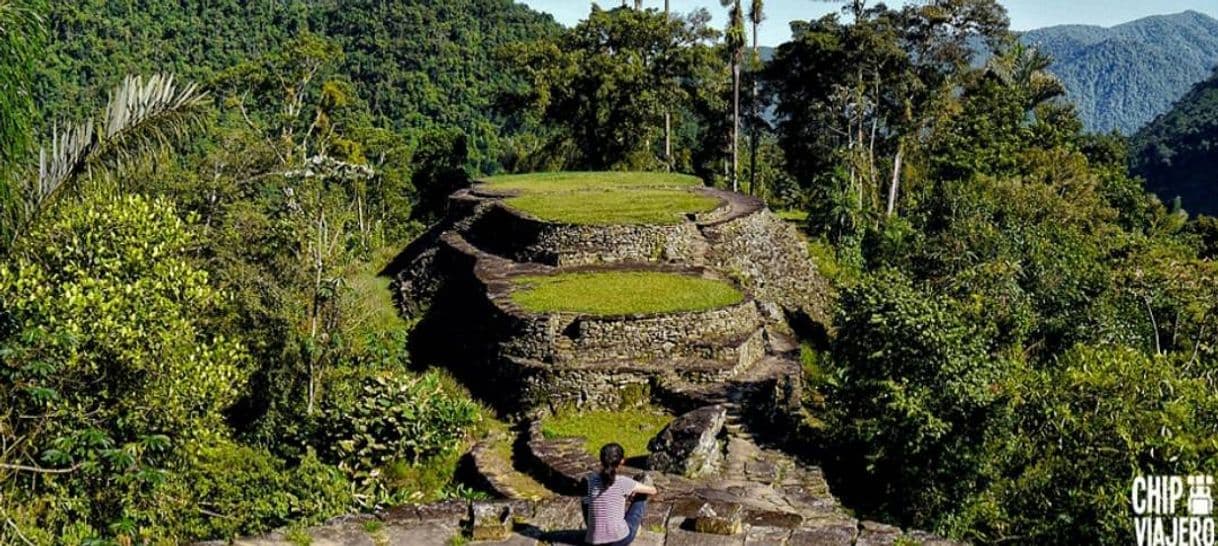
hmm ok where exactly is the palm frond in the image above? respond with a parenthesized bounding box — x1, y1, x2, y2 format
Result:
(99, 73, 211, 169)
(29, 120, 93, 219)
(11, 73, 210, 246)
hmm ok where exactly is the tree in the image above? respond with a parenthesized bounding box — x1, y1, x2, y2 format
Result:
(765, 0, 1008, 236)
(502, 5, 720, 171)
(721, 0, 744, 191)
(4, 74, 209, 251)
(747, 0, 764, 195)
(0, 195, 253, 543)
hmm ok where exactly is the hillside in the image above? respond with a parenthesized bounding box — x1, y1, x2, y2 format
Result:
(1020, 10, 1218, 134)
(33, 0, 561, 169)
(1132, 68, 1218, 215)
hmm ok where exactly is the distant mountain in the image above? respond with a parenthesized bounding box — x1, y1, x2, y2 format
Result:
(758, 45, 775, 63)
(1020, 11, 1218, 134)
(1131, 67, 1218, 216)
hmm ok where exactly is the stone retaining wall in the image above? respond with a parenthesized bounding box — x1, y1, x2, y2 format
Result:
(465, 202, 708, 266)
(701, 206, 835, 329)
(494, 296, 765, 366)
(507, 356, 656, 412)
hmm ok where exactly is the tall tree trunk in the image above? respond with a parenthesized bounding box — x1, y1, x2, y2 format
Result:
(664, 0, 672, 171)
(749, 20, 759, 196)
(886, 140, 902, 217)
(732, 61, 740, 193)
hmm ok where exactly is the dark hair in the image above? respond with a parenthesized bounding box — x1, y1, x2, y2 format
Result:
(599, 443, 625, 489)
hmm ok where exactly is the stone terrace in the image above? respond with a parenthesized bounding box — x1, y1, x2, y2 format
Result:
(211, 173, 960, 545)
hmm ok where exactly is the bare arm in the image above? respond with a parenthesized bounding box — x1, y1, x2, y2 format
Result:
(633, 482, 658, 496)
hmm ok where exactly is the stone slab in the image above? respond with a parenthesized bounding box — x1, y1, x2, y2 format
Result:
(787, 517, 858, 546)
(745, 525, 794, 545)
(665, 515, 746, 546)
(384, 521, 461, 546)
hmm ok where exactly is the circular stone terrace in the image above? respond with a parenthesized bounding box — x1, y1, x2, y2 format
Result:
(455, 171, 758, 267)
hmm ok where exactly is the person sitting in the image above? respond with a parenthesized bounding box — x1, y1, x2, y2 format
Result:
(581, 443, 658, 546)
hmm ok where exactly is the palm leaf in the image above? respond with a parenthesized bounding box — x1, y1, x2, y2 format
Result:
(14, 73, 210, 243)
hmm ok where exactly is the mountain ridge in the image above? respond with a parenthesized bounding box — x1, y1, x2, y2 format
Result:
(1019, 10, 1218, 133)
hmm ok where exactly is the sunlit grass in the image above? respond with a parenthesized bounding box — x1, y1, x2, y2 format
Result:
(510, 271, 744, 316)
(480, 171, 717, 225)
(480, 171, 702, 193)
(542, 407, 672, 458)
(504, 187, 720, 225)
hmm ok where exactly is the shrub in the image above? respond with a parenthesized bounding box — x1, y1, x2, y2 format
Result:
(0, 195, 253, 543)
(314, 370, 480, 505)
(821, 269, 1016, 527)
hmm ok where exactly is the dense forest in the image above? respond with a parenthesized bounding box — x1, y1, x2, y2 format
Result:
(1020, 10, 1218, 134)
(2, 0, 1218, 545)
(1132, 67, 1218, 216)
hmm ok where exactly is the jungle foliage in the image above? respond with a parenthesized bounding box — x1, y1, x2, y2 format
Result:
(1, 0, 1217, 544)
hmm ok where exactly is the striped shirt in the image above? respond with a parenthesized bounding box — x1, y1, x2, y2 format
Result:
(584, 473, 638, 544)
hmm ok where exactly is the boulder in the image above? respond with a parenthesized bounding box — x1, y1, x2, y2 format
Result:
(647, 405, 727, 478)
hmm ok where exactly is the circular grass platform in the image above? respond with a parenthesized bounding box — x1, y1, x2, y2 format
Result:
(509, 270, 744, 316)
(504, 188, 720, 225)
(480, 171, 720, 225)
(480, 171, 702, 193)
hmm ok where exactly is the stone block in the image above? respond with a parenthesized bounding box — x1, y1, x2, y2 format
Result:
(470, 502, 513, 541)
(666, 514, 746, 546)
(745, 525, 794, 546)
(856, 520, 902, 546)
(415, 500, 469, 525)
(647, 405, 727, 478)
(693, 502, 745, 536)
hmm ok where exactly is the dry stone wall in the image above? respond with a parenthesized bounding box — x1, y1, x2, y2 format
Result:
(465, 201, 708, 266)
(701, 196, 835, 328)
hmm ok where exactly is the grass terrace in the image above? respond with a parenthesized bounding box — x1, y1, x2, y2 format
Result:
(510, 270, 744, 316)
(505, 188, 720, 225)
(479, 171, 702, 193)
(542, 407, 673, 459)
(479, 171, 720, 225)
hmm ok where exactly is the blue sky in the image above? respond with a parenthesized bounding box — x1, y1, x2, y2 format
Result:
(518, 1, 1218, 47)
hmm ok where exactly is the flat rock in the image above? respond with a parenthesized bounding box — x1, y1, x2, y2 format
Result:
(665, 515, 746, 546)
(745, 525, 794, 545)
(787, 517, 858, 546)
(856, 520, 903, 546)
(384, 521, 461, 546)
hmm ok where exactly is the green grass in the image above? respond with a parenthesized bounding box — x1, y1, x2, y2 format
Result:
(480, 171, 702, 193)
(480, 171, 718, 225)
(504, 187, 720, 225)
(341, 245, 410, 353)
(774, 209, 809, 223)
(510, 271, 744, 316)
(542, 407, 672, 458)
(285, 527, 312, 546)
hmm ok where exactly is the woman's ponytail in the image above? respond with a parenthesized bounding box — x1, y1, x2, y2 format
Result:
(599, 443, 625, 490)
